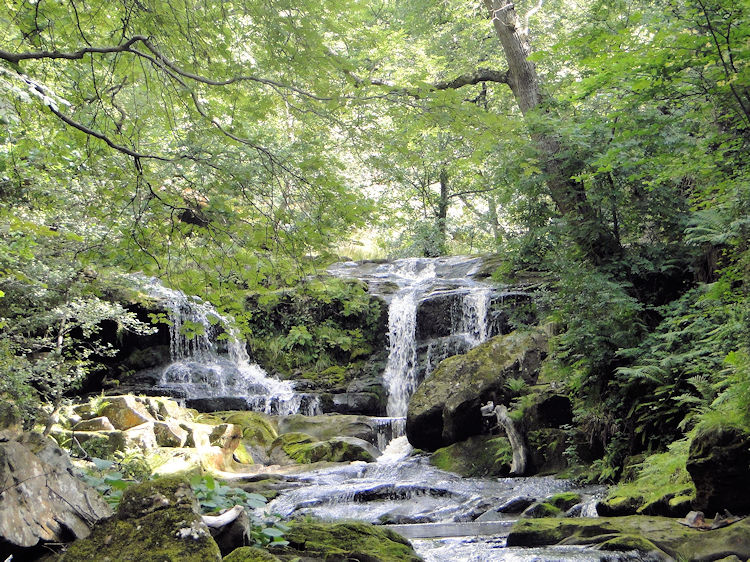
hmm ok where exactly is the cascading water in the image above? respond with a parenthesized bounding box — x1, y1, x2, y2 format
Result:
(330, 257, 505, 426)
(139, 277, 319, 415)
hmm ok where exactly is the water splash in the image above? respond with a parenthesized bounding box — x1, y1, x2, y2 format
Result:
(140, 277, 318, 415)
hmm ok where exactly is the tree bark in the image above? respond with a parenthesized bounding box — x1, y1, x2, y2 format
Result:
(481, 0, 622, 264)
(494, 404, 528, 475)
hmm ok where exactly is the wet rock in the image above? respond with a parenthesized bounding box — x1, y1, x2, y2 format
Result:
(72, 416, 116, 432)
(268, 520, 421, 562)
(429, 434, 511, 477)
(521, 502, 561, 518)
(686, 425, 750, 514)
(330, 392, 383, 416)
(60, 476, 221, 561)
(269, 432, 377, 464)
(497, 496, 536, 514)
(0, 432, 112, 557)
(277, 414, 382, 447)
(546, 492, 581, 512)
(185, 397, 253, 412)
(406, 330, 547, 451)
(507, 515, 750, 560)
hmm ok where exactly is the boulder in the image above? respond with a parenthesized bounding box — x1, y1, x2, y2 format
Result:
(277, 414, 382, 447)
(124, 422, 158, 450)
(686, 425, 750, 514)
(99, 395, 155, 430)
(406, 330, 547, 451)
(330, 392, 384, 416)
(506, 516, 750, 560)
(429, 434, 511, 477)
(0, 432, 112, 557)
(268, 520, 420, 562)
(154, 421, 189, 447)
(60, 476, 221, 561)
(72, 416, 116, 432)
(269, 432, 377, 464)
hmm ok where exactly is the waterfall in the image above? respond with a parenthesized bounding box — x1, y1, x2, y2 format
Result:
(383, 290, 420, 417)
(331, 257, 502, 430)
(140, 277, 319, 415)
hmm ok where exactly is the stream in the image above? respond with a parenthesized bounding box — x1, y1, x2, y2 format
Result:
(140, 258, 647, 560)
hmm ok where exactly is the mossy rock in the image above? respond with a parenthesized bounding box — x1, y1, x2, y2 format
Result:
(222, 546, 280, 561)
(507, 516, 750, 560)
(406, 329, 547, 451)
(273, 432, 330, 464)
(598, 535, 659, 552)
(277, 414, 380, 446)
(429, 434, 511, 477)
(596, 493, 645, 516)
(546, 492, 581, 512)
(61, 477, 221, 561)
(219, 412, 278, 448)
(269, 520, 421, 562)
(521, 502, 561, 518)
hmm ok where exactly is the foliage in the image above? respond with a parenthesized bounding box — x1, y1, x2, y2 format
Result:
(189, 474, 289, 547)
(246, 278, 385, 379)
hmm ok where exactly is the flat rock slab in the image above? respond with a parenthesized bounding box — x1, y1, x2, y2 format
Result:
(507, 516, 750, 560)
(385, 521, 514, 539)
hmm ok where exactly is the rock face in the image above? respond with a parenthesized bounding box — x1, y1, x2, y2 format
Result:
(406, 330, 547, 451)
(0, 431, 112, 557)
(60, 477, 221, 561)
(686, 425, 750, 514)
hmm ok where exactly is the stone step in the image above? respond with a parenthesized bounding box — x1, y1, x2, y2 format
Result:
(384, 520, 515, 539)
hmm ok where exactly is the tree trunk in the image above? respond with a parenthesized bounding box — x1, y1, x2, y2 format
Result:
(494, 404, 528, 475)
(482, 0, 622, 264)
(436, 167, 449, 254)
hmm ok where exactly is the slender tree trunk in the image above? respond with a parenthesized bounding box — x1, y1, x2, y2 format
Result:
(436, 167, 449, 254)
(482, 0, 622, 264)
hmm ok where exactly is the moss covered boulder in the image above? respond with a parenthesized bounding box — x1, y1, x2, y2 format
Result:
(277, 414, 382, 447)
(269, 432, 377, 464)
(268, 520, 421, 562)
(406, 330, 547, 451)
(507, 516, 750, 560)
(429, 434, 511, 477)
(60, 477, 221, 561)
(686, 425, 750, 514)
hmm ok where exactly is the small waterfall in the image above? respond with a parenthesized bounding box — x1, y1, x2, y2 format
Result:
(383, 290, 420, 417)
(330, 257, 505, 436)
(140, 277, 319, 415)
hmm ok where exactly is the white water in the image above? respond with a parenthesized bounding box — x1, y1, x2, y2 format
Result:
(140, 277, 318, 415)
(331, 257, 501, 422)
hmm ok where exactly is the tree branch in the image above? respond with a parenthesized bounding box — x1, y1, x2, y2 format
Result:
(433, 68, 509, 90)
(0, 35, 148, 64)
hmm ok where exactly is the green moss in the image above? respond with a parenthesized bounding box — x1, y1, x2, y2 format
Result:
(508, 516, 750, 560)
(218, 411, 278, 448)
(429, 435, 511, 477)
(547, 492, 581, 511)
(523, 502, 562, 518)
(275, 432, 331, 464)
(222, 547, 280, 561)
(62, 477, 220, 561)
(269, 520, 420, 562)
(598, 535, 660, 552)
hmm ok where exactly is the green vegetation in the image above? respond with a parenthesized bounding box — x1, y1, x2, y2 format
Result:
(0, 0, 747, 502)
(245, 278, 386, 383)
